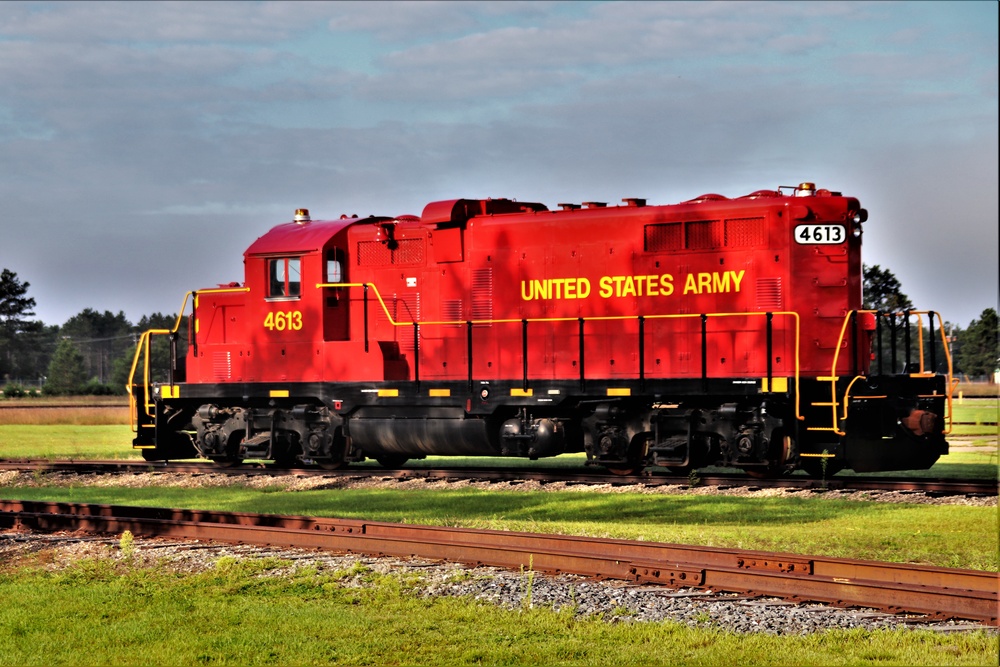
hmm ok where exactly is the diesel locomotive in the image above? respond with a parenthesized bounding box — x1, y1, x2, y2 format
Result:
(129, 182, 954, 475)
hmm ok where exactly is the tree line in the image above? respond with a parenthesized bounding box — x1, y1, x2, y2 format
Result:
(1, 266, 997, 396)
(0, 269, 185, 396)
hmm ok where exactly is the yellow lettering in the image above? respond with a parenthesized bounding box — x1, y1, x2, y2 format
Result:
(698, 273, 712, 294)
(622, 276, 637, 297)
(645, 275, 658, 297)
(599, 276, 613, 298)
(660, 274, 674, 296)
(612, 275, 626, 297)
(712, 272, 731, 293)
(731, 269, 745, 292)
(521, 280, 533, 300)
(683, 273, 698, 295)
(519, 274, 690, 300)
(264, 310, 302, 331)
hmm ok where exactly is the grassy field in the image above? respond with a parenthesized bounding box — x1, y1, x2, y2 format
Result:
(0, 555, 995, 666)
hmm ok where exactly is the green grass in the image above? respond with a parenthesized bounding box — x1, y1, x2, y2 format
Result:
(0, 425, 136, 460)
(0, 556, 995, 666)
(1, 485, 995, 571)
(951, 400, 998, 423)
(950, 399, 999, 438)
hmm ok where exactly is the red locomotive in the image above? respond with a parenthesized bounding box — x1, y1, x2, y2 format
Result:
(130, 182, 954, 475)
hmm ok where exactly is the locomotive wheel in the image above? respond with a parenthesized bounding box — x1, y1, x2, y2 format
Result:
(742, 433, 794, 479)
(317, 459, 347, 470)
(376, 455, 409, 469)
(603, 432, 648, 476)
(212, 457, 244, 468)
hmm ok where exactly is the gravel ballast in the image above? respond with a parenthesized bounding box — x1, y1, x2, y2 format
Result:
(0, 531, 993, 636)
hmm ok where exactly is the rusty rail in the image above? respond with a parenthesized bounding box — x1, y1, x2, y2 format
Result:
(1, 500, 995, 624)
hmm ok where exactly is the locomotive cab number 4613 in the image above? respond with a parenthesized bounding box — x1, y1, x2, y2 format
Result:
(264, 310, 303, 331)
(794, 224, 845, 245)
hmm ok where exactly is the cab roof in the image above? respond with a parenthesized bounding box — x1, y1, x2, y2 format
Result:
(244, 218, 362, 257)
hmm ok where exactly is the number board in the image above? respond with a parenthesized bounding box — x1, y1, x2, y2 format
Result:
(794, 224, 845, 245)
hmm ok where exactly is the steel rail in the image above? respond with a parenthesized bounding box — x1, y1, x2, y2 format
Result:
(1, 500, 995, 624)
(0, 459, 995, 496)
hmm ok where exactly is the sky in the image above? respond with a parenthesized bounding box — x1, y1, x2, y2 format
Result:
(1, 1, 997, 329)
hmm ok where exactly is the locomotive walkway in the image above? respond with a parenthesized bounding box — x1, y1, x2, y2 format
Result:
(1, 499, 996, 625)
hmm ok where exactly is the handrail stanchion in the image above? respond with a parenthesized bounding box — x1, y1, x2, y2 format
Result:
(700, 314, 708, 393)
(467, 320, 473, 394)
(876, 311, 883, 376)
(638, 315, 645, 392)
(522, 319, 529, 391)
(929, 312, 936, 373)
(904, 309, 911, 371)
(850, 310, 858, 377)
(890, 314, 898, 374)
(363, 285, 370, 353)
(766, 312, 773, 388)
(413, 322, 420, 389)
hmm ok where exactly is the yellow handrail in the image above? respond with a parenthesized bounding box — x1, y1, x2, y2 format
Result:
(133, 278, 806, 428)
(128, 288, 249, 429)
(319, 281, 803, 419)
(127, 291, 191, 428)
(827, 310, 955, 436)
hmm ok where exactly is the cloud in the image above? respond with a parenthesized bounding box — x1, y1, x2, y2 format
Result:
(1, 2, 324, 43)
(0, 1, 995, 328)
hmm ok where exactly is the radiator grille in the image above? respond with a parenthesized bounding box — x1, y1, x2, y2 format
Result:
(442, 299, 463, 328)
(357, 238, 426, 266)
(686, 220, 723, 250)
(725, 217, 766, 247)
(645, 217, 766, 252)
(213, 351, 231, 381)
(471, 268, 493, 326)
(756, 277, 783, 310)
(644, 223, 683, 252)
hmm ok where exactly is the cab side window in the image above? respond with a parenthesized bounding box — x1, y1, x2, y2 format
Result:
(325, 248, 345, 284)
(268, 257, 301, 298)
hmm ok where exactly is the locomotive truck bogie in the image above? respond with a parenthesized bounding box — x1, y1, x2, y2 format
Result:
(130, 184, 953, 476)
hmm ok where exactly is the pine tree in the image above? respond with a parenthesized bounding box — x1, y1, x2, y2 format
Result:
(0, 269, 41, 381)
(862, 264, 914, 313)
(956, 309, 999, 379)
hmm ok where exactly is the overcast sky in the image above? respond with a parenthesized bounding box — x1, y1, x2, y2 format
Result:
(1, 1, 997, 329)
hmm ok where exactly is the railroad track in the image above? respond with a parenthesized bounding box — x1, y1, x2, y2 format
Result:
(1, 458, 996, 496)
(1, 499, 995, 625)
